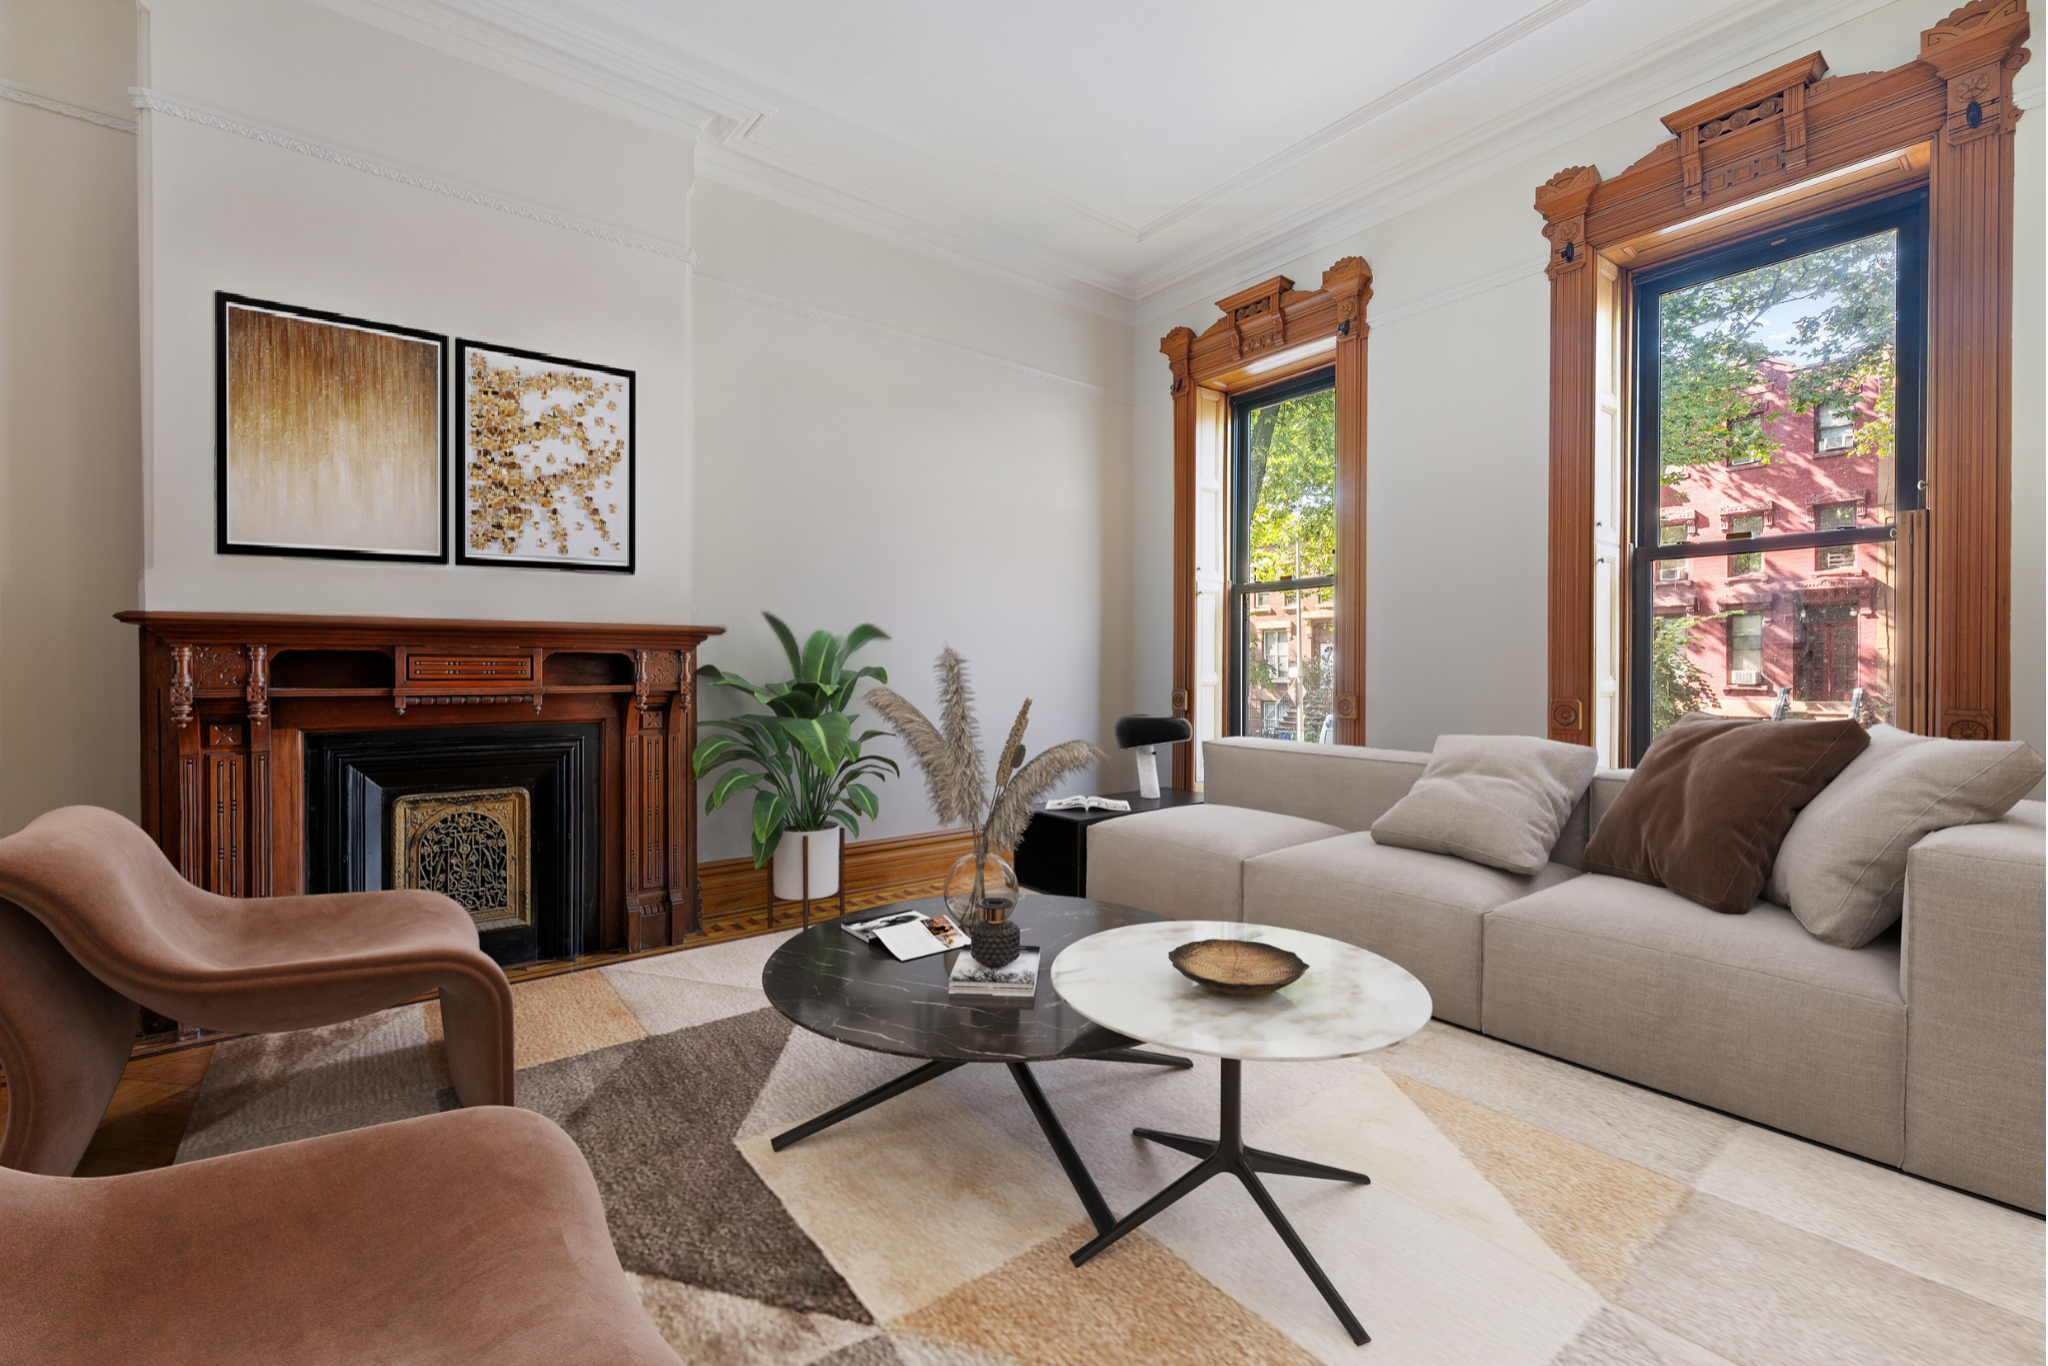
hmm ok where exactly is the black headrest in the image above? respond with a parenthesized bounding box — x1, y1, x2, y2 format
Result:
(1114, 715, 1193, 749)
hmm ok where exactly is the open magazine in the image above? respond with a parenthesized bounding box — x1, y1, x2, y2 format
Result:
(841, 907, 970, 960)
(1041, 795, 1131, 813)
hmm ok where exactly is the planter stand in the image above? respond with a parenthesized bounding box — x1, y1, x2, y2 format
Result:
(763, 830, 848, 928)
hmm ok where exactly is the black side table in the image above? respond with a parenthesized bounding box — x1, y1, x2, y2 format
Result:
(1012, 788, 1205, 897)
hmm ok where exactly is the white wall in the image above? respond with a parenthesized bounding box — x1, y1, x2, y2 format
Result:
(136, 0, 695, 621)
(0, 0, 144, 830)
(690, 179, 1136, 859)
(1133, 0, 2047, 763)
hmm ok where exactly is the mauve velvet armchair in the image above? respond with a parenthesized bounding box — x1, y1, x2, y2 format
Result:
(0, 806, 514, 1176)
(0, 1106, 682, 1364)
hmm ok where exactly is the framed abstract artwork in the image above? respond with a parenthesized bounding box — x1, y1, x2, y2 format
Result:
(455, 340, 635, 573)
(215, 293, 448, 562)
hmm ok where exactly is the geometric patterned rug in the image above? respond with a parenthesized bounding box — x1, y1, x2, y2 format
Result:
(175, 929, 2046, 1366)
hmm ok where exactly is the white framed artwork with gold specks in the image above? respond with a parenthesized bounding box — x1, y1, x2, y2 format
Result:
(455, 340, 635, 573)
(216, 293, 449, 563)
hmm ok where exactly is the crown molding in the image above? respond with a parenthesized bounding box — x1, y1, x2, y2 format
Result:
(1122, 0, 1597, 245)
(2017, 82, 2046, 109)
(1132, 0, 1891, 320)
(694, 143, 1138, 324)
(310, 0, 762, 140)
(696, 275, 1134, 403)
(0, 77, 137, 133)
(309, 0, 1906, 330)
(131, 86, 696, 263)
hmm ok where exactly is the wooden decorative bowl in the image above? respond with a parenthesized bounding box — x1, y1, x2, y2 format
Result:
(1168, 939, 1309, 995)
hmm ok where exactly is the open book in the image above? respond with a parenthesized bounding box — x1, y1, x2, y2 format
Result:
(1041, 795, 1131, 813)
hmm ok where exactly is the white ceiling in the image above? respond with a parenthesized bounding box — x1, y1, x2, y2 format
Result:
(320, 0, 1895, 320)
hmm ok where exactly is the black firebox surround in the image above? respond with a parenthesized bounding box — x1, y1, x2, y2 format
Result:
(305, 723, 601, 965)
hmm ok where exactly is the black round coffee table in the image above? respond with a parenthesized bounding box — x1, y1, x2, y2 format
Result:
(760, 894, 1190, 1233)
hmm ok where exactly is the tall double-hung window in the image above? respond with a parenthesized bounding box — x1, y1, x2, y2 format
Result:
(1630, 190, 1925, 758)
(1229, 369, 1336, 743)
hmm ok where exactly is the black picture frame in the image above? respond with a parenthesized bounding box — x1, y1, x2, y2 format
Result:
(215, 292, 450, 564)
(454, 339, 636, 575)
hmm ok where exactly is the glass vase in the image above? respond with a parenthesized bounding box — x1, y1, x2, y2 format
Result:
(943, 844, 1019, 928)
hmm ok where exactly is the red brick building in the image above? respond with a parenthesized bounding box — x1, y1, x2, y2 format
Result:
(1655, 360, 1895, 723)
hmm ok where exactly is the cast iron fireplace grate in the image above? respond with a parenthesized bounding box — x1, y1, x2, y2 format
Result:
(305, 723, 600, 965)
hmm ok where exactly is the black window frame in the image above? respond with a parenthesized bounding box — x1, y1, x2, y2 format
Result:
(1628, 188, 1927, 762)
(1227, 365, 1337, 739)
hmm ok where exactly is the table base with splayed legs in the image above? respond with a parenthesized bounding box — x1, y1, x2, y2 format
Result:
(1049, 918, 1435, 1347)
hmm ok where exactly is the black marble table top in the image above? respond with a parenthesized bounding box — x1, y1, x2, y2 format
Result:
(760, 894, 1164, 1063)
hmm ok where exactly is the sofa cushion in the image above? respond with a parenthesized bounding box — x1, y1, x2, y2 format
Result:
(1085, 804, 1346, 922)
(1370, 735, 1598, 876)
(1768, 724, 2046, 948)
(1201, 738, 1427, 831)
(1482, 873, 1905, 1165)
(1243, 833, 1578, 1029)
(1583, 714, 1869, 915)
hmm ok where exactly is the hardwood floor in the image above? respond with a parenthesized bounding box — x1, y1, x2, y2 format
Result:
(0, 1044, 216, 1178)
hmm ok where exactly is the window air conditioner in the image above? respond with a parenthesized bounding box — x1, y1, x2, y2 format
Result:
(1731, 669, 1762, 687)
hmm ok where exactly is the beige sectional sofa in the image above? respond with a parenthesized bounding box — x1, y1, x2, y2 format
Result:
(1086, 736, 2045, 1213)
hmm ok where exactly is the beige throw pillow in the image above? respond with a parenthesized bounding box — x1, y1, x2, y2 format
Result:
(1769, 724, 2045, 947)
(1370, 735, 1598, 876)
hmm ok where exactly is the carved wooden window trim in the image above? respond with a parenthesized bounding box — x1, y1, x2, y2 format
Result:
(1158, 259, 1372, 788)
(1537, 1, 2030, 747)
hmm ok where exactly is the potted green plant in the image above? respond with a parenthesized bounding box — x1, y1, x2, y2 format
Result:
(694, 614, 897, 899)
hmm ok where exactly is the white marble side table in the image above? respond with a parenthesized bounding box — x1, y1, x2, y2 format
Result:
(1050, 919, 1433, 1346)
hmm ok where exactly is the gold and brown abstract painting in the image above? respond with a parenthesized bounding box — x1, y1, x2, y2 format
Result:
(457, 341, 634, 572)
(221, 298, 444, 558)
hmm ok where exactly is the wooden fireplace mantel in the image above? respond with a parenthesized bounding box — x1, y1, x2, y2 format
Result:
(117, 611, 724, 953)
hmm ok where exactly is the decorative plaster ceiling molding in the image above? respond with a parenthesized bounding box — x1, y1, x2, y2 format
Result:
(694, 142, 1139, 323)
(312, 0, 763, 140)
(1132, 0, 1892, 319)
(310, 0, 1907, 328)
(131, 87, 696, 264)
(1124, 0, 1597, 245)
(696, 275, 1133, 404)
(0, 77, 137, 133)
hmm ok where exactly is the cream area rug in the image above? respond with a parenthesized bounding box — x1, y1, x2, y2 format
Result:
(175, 929, 2045, 1366)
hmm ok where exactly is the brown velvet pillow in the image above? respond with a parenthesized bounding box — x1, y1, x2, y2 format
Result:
(1584, 714, 1870, 915)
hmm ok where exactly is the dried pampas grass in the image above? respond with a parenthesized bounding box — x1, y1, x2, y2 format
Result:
(864, 686, 972, 825)
(936, 649, 984, 815)
(868, 652, 1101, 855)
(993, 699, 1031, 788)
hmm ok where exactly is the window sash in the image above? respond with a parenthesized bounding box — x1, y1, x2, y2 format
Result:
(1624, 188, 1926, 764)
(1225, 366, 1338, 740)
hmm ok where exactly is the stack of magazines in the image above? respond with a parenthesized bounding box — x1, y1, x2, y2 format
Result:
(948, 947, 1040, 998)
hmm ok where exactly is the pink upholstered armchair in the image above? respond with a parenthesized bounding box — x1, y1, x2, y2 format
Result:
(0, 806, 514, 1175)
(0, 1106, 681, 1364)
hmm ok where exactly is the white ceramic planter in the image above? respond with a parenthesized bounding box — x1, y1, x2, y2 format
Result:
(771, 825, 842, 901)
